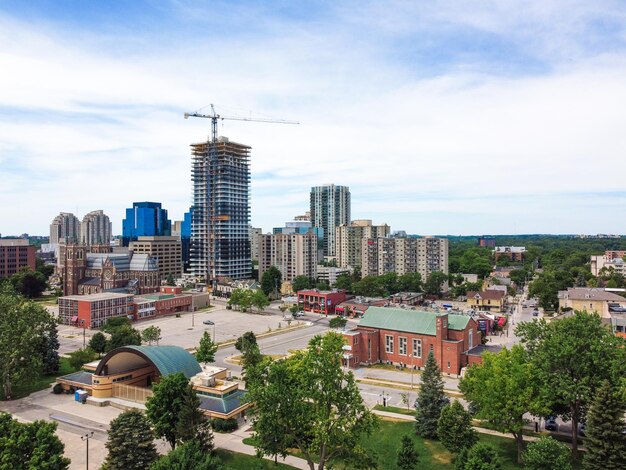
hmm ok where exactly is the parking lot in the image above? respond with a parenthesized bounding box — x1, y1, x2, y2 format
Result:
(56, 304, 300, 354)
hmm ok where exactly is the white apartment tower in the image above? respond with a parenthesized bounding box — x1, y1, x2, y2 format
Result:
(336, 219, 390, 269)
(81, 210, 112, 246)
(310, 184, 350, 257)
(50, 212, 81, 245)
(258, 232, 318, 282)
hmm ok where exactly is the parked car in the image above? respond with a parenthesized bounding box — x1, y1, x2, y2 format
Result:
(578, 422, 586, 436)
(545, 416, 558, 431)
(533, 309, 539, 317)
(293, 311, 305, 318)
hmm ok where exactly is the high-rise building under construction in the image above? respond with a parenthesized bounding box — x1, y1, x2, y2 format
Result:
(190, 136, 252, 281)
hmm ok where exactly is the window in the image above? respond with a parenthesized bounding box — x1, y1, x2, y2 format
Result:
(447, 361, 451, 369)
(429, 344, 434, 353)
(468, 330, 473, 350)
(385, 335, 394, 353)
(399, 337, 407, 355)
(413, 339, 422, 358)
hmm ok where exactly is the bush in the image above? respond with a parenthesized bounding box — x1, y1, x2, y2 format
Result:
(52, 383, 64, 394)
(211, 418, 238, 433)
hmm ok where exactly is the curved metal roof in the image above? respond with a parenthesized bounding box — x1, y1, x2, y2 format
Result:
(95, 345, 202, 379)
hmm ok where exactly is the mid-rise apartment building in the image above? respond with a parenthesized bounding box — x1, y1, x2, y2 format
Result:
(336, 219, 390, 269)
(258, 231, 318, 282)
(249, 227, 263, 262)
(361, 236, 448, 280)
(129, 236, 182, 280)
(0, 238, 36, 279)
(310, 184, 350, 257)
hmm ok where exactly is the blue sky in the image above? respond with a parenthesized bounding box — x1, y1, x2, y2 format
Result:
(2, 0, 626, 236)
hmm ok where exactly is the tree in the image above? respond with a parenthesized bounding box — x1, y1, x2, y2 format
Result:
(260, 266, 282, 297)
(107, 325, 142, 351)
(0, 412, 70, 469)
(437, 400, 477, 454)
(141, 326, 162, 346)
(104, 409, 158, 470)
(424, 271, 448, 297)
(583, 380, 626, 469)
(101, 316, 132, 333)
(459, 345, 543, 463)
(236, 331, 263, 373)
(397, 435, 419, 470)
(40, 318, 60, 374)
(316, 280, 331, 291)
(292, 275, 312, 292)
(329, 316, 347, 329)
(89, 331, 108, 357)
(334, 273, 353, 292)
(35, 256, 55, 279)
(415, 351, 446, 438)
(235, 331, 258, 352)
(251, 289, 270, 313)
(166, 274, 176, 286)
(196, 331, 218, 364)
(462, 443, 501, 470)
(68, 347, 96, 371)
(523, 436, 571, 470)
(150, 441, 223, 470)
(146, 372, 201, 449)
(246, 332, 378, 470)
(6, 268, 47, 298)
(174, 388, 207, 445)
(515, 311, 626, 459)
(0, 286, 59, 399)
(398, 272, 423, 293)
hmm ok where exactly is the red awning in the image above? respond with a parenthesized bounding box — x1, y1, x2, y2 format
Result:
(71, 316, 78, 322)
(497, 317, 507, 327)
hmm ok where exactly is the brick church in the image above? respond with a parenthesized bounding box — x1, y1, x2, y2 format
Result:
(60, 244, 159, 296)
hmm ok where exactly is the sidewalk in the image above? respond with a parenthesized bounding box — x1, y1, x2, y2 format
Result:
(352, 366, 461, 392)
(214, 426, 308, 469)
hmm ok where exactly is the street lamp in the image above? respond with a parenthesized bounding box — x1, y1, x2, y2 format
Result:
(81, 431, 94, 470)
(379, 390, 390, 407)
(203, 319, 216, 341)
(79, 319, 87, 348)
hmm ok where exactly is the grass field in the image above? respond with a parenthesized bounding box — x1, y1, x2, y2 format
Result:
(0, 357, 77, 401)
(373, 404, 415, 416)
(215, 449, 296, 469)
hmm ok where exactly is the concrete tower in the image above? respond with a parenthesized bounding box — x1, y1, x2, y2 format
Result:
(310, 184, 351, 257)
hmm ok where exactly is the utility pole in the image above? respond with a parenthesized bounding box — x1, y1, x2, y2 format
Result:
(81, 431, 94, 470)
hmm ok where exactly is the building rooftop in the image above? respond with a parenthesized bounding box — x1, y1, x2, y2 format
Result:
(467, 290, 506, 301)
(198, 389, 248, 414)
(358, 307, 471, 336)
(60, 292, 133, 302)
(558, 288, 626, 302)
(0, 238, 29, 246)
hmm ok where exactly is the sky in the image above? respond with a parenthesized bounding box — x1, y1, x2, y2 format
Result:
(1, 0, 626, 236)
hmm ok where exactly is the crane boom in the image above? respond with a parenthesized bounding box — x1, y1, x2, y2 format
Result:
(184, 104, 299, 142)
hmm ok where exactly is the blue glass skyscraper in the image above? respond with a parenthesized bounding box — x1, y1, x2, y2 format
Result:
(122, 202, 172, 246)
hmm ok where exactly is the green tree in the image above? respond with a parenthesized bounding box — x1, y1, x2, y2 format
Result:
(463, 443, 501, 470)
(437, 400, 477, 454)
(515, 311, 626, 459)
(166, 274, 176, 286)
(316, 279, 331, 291)
(104, 409, 158, 470)
(396, 434, 419, 470)
(146, 373, 201, 449)
(174, 388, 207, 446)
(88, 331, 108, 357)
(235, 331, 263, 374)
(141, 326, 162, 346)
(415, 351, 446, 438)
(353, 275, 385, 297)
(7, 268, 47, 298)
(424, 271, 448, 297)
(101, 316, 132, 333)
(196, 331, 218, 364)
(0, 412, 70, 469)
(107, 325, 142, 351)
(68, 347, 96, 371)
(329, 316, 347, 329)
(583, 380, 626, 469)
(150, 441, 223, 470)
(251, 289, 270, 313)
(40, 318, 60, 374)
(291, 275, 312, 292)
(459, 345, 543, 463)
(508, 269, 527, 286)
(260, 266, 282, 297)
(398, 272, 423, 293)
(246, 332, 378, 470)
(523, 436, 571, 470)
(334, 273, 353, 292)
(0, 286, 59, 399)
(35, 256, 55, 279)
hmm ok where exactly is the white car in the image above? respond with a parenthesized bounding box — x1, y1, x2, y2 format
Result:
(293, 311, 305, 318)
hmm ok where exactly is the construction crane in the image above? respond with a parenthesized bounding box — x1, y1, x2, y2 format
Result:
(184, 104, 299, 142)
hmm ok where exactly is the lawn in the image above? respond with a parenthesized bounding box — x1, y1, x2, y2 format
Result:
(243, 419, 525, 469)
(215, 449, 296, 469)
(0, 357, 77, 401)
(373, 404, 415, 416)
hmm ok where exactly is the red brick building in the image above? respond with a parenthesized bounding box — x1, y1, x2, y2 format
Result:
(342, 307, 479, 376)
(297, 289, 347, 315)
(0, 239, 36, 279)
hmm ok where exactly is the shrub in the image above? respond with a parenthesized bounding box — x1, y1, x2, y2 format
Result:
(211, 418, 238, 433)
(52, 383, 64, 394)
